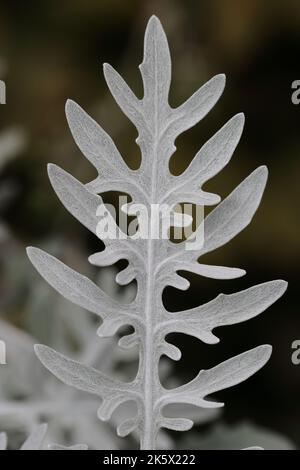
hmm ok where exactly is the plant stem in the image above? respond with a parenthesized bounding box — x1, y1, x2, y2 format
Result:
(141, 234, 156, 449)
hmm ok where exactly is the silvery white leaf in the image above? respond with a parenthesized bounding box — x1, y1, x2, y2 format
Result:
(160, 345, 272, 410)
(159, 280, 287, 344)
(29, 15, 287, 449)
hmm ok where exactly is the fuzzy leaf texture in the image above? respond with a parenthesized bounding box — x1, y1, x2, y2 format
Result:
(28, 15, 287, 449)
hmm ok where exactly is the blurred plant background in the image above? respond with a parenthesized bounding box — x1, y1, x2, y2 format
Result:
(0, 0, 299, 449)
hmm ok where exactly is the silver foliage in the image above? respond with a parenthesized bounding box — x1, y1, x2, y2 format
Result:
(0, 252, 135, 450)
(28, 15, 287, 449)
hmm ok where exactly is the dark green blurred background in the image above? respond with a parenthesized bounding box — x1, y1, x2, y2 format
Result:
(0, 0, 299, 447)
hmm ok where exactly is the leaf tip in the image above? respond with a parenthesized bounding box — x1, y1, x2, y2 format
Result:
(34, 343, 46, 358)
(103, 62, 113, 78)
(272, 279, 288, 297)
(235, 112, 245, 126)
(147, 14, 164, 30)
(26, 246, 34, 257)
(97, 406, 109, 422)
(203, 73, 226, 101)
(88, 254, 97, 266)
(256, 164, 269, 182)
(65, 98, 76, 113)
(26, 246, 41, 265)
(47, 163, 67, 192)
(47, 162, 59, 178)
(214, 73, 226, 89)
(259, 344, 273, 364)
